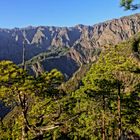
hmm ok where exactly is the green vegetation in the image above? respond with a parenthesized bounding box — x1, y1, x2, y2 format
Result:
(0, 61, 66, 139)
(120, 0, 140, 10)
(61, 63, 92, 93)
(25, 46, 70, 66)
(0, 33, 140, 139)
(72, 35, 140, 139)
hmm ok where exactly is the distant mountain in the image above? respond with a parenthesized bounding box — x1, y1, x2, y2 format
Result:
(1, 14, 140, 76)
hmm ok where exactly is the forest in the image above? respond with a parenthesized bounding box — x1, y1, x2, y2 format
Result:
(0, 30, 140, 140)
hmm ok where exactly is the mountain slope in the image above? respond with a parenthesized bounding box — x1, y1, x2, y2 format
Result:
(1, 29, 140, 140)
(1, 14, 140, 76)
(72, 32, 140, 139)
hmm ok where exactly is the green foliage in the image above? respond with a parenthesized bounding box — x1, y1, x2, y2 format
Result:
(33, 69, 64, 97)
(1, 33, 140, 139)
(120, 0, 140, 10)
(26, 46, 69, 66)
(61, 63, 92, 93)
(0, 60, 70, 139)
(71, 34, 140, 139)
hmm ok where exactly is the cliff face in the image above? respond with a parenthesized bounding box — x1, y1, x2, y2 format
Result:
(1, 14, 140, 76)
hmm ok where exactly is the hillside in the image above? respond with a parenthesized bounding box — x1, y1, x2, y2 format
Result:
(71, 32, 140, 139)
(1, 29, 140, 140)
(61, 32, 140, 92)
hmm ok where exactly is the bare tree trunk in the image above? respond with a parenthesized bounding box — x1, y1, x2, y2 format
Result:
(18, 92, 29, 140)
(21, 125, 28, 140)
(22, 39, 26, 70)
(53, 133, 56, 140)
(21, 37, 27, 139)
(21, 126, 25, 140)
(22, 30, 26, 70)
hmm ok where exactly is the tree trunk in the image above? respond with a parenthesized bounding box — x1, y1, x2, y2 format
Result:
(22, 39, 26, 70)
(21, 108, 29, 140)
(18, 93, 29, 140)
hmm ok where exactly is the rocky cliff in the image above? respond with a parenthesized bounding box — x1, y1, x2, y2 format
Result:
(1, 14, 140, 76)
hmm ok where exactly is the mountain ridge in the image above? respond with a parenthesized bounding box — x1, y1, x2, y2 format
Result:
(1, 13, 140, 76)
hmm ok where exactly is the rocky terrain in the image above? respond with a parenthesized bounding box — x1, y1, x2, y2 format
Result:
(1, 14, 140, 76)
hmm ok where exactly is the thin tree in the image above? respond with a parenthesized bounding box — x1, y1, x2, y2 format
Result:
(22, 30, 26, 70)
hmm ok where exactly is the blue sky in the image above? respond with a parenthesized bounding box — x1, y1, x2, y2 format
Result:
(0, 0, 139, 28)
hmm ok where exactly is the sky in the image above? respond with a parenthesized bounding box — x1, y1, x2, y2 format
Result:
(0, 0, 139, 28)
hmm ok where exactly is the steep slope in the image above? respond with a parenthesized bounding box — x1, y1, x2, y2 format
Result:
(72, 33, 140, 139)
(61, 32, 140, 93)
(1, 14, 140, 76)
